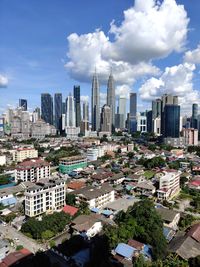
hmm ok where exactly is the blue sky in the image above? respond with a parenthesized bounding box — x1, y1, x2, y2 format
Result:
(1, 0, 200, 114)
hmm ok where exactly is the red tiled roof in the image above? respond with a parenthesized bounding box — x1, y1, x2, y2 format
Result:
(189, 180, 200, 187)
(187, 223, 200, 243)
(62, 205, 78, 216)
(0, 248, 32, 267)
(128, 239, 144, 250)
(68, 181, 85, 190)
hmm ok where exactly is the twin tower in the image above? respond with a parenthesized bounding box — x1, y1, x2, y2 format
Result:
(91, 70, 115, 132)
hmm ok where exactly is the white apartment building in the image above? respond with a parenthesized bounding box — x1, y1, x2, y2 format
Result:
(15, 158, 50, 182)
(157, 170, 181, 200)
(73, 183, 115, 209)
(12, 148, 38, 162)
(137, 113, 147, 133)
(0, 155, 6, 166)
(25, 179, 65, 217)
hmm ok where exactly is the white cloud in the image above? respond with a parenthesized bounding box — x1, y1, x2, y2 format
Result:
(0, 74, 8, 88)
(65, 0, 188, 86)
(80, 95, 89, 102)
(184, 44, 200, 64)
(108, 0, 189, 63)
(139, 62, 198, 113)
(116, 85, 131, 98)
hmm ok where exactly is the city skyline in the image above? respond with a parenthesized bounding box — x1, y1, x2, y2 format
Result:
(1, 0, 200, 115)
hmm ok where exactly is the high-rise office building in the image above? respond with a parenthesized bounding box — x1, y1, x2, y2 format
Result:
(163, 105, 180, 138)
(54, 93, 62, 131)
(80, 101, 89, 135)
(19, 99, 27, 111)
(66, 93, 76, 127)
(161, 94, 178, 136)
(152, 99, 161, 119)
(41, 93, 53, 125)
(117, 97, 126, 128)
(107, 72, 115, 131)
(73, 85, 81, 127)
(100, 105, 111, 133)
(91, 70, 100, 131)
(192, 103, 198, 129)
(62, 102, 66, 114)
(129, 93, 137, 133)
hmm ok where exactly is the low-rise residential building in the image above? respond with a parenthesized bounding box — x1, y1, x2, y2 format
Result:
(15, 158, 50, 182)
(59, 155, 87, 174)
(73, 183, 115, 209)
(0, 155, 6, 166)
(0, 193, 17, 207)
(24, 179, 65, 217)
(156, 207, 180, 230)
(12, 147, 38, 162)
(157, 170, 181, 200)
(71, 214, 103, 238)
(135, 181, 156, 196)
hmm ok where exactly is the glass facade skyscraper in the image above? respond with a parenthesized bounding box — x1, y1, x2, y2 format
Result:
(73, 85, 81, 127)
(41, 93, 53, 125)
(129, 93, 137, 133)
(163, 105, 180, 138)
(192, 103, 198, 129)
(91, 70, 100, 131)
(19, 99, 27, 111)
(54, 93, 62, 131)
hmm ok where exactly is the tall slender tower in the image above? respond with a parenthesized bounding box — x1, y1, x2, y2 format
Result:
(129, 93, 137, 133)
(66, 93, 76, 127)
(192, 103, 198, 129)
(91, 70, 100, 131)
(107, 71, 115, 131)
(41, 93, 53, 125)
(54, 93, 62, 131)
(73, 85, 81, 127)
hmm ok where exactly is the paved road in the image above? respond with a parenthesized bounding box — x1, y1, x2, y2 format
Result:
(0, 224, 45, 253)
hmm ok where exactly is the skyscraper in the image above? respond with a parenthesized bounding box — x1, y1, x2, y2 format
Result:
(118, 97, 127, 128)
(163, 105, 180, 138)
(152, 99, 161, 119)
(54, 93, 62, 131)
(129, 93, 137, 133)
(62, 102, 66, 114)
(100, 105, 111, 133)
(66, 93, 76, 127)
(19, 99, 27, 111)
(91, 70, 100, 131)
(107, 72, 115, 131)
(73, 85, 81, 127)
(41, 93, 53, 125)
(192, 103, 198, 129)
(80, 101, 89, 135)
(161, 94, 178, 136)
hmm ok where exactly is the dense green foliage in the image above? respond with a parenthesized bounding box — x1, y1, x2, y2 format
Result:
(66, 193, 76, 206)
(45, 146, 80, 165)
(178, 214, 195, 230)
(137, 156, 165, 169)
(0, 174, 10, 185)
(104, 200, 167, 260)
(21, 212, 70, 240)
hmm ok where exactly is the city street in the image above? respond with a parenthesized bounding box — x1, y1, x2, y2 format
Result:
(0, 224, 45, 253)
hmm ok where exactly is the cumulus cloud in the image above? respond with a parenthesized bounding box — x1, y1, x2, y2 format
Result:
(139, 62, 198, 113)
(0, 74, 8, 88)
(184, 44, 200, 64)
(116, 85, 132, 98)
(80, 95, 89, 102)
(65, 0, 189, 86)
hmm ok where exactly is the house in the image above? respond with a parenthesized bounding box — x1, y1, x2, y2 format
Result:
(156, 207, 180, 230)
(108, 173, 125, 185)
(71, 214, 103, 238)
(105, 197, 140, 214)
(114, 243, 135, 261)
(188, 180, 200, 190)
(0, 240, 10, 261)
(186, 223, 200, 242)
(135, 181, 156, 196)
(72, 183, 115, 209)
(62, 205, 79, 216)
(169, 233, 200, 259)
(67, 181, 86, 191)
(0, 248, 33, 267)
(128, 239, 152, 260)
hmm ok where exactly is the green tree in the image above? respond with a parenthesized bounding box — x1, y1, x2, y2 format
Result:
(66, 193, 76, 206)
(41, 230, 54, 240)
